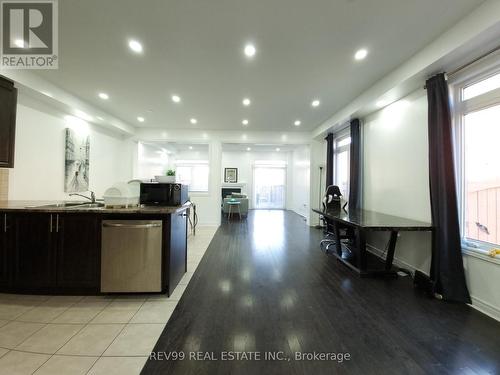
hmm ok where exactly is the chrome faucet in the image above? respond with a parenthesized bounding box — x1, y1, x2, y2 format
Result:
(69, 191, 96, 203)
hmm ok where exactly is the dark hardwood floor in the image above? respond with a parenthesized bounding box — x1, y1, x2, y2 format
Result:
(142, 210, 500, 375)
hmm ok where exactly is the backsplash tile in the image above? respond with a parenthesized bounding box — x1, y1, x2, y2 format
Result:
(0, 169, 8, 200)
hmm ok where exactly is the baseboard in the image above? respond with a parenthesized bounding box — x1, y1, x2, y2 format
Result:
(366, 244, 425, 275)
(366, 244, 500, 322)
(470, 296, 500, 322)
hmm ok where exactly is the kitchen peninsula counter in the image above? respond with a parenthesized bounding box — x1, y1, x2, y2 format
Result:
(0, 201, 191, 295)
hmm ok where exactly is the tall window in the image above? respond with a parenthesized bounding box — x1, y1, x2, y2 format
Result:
(452, 63, 500, 251)
(175, 161, 209, 193)
(333, 133, 351, 198)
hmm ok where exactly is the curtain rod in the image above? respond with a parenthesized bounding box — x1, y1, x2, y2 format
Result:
(447, 44, 500, 78)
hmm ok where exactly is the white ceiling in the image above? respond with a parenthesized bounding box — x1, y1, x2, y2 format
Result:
(35, 0, 484, 132)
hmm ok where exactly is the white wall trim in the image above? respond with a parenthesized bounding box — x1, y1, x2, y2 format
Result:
(367, 244, 500, 322)
(463, 248, 500, 266)
(470, 296, 500, 322)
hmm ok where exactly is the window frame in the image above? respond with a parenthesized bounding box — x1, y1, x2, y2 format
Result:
(174, 160, 210, 194)
(450, 52, 500, 253)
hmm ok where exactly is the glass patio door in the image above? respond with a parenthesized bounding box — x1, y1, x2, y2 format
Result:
(253, 166, 286, 209)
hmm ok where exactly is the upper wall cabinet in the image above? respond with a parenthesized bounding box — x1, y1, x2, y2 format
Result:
(0, 76, 17, 168)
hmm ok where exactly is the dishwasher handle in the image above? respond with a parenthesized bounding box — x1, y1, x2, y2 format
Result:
(103, 222, 162, 229)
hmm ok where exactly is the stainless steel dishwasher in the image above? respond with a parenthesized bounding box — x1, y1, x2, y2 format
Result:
(101, 220, 162, 293)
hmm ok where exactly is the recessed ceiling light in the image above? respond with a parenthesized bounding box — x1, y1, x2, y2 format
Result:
(354, 48, 368, 61)
(311, 100, 320, 107)
(242, 98, 251, 106)
(276, 147, 281, 152)
(244, 44, 256, 58)
(137, 116, 145, 123)
(128, 39, 143, 53)
(172, 95, 181, 103)
(246, 147, 251, 151)
(190, 118, 197, 124)
(98, 92, 109, 100)
(294, 120, 301, 126)
(189, 146, 193, 150)
(14, 39, 25, 48)
(242, 119, 249, 125)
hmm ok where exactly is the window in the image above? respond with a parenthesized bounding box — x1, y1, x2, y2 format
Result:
(175, 161, 209, 193)
(333, 134, 351, 198)
(452, 61, 500, 251)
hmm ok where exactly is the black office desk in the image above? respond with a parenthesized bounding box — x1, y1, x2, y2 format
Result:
(313, 208, 433, 277)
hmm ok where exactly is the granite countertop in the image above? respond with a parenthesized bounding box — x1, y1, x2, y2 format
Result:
(0, 200, 191, 214)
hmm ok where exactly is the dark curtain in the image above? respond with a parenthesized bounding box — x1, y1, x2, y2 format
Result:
(427, 73, 471, 304)
(348, 119, 361, 210)
(325, 133, 334, 187)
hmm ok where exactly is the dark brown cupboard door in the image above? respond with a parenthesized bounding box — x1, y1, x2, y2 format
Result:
(56, 214, 100, 289)
(13, 213, 56, 288)
(0, 213, 11, 287)
(0, 77, 17, 168)
(168, 210, 188, 295)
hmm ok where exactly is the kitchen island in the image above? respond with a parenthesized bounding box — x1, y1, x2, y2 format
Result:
(0, 201, 190, 296)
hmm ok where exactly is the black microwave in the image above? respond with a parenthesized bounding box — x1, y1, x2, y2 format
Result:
(140, 183, 188, 206)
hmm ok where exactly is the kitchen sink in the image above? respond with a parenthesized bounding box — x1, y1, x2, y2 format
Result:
(73, 203, 105, 209)
(27, 202, 105, 209)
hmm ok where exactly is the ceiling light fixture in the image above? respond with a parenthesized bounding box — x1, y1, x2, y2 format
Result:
(276, 148, 281, 152)
(354, 48, 368, 61)
(137, 116, 145, 123)
(189, 146, 193, 150)
(128, 39, 143, 53)
(190, 118, 197, 124)
(294, 120, 301, 126)
(98, 92, 109, 100)
(246, 147, 251, 151)
(242, 98, 251, 106)
(311, 99, 320, 107)
(244, 44, 256, 58)
(172, 95, 181, 103)
(242, 119, 249, 125)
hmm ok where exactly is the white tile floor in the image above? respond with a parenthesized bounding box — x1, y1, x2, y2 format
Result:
(0, 226, 218, 375)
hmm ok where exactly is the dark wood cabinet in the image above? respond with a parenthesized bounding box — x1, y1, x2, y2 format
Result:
(0, 213, 11, 287)
(57, 214, 100, 290)
(168, 210, 188, 295)
(0, 76, 17, 168)
(0, 209, 189, 295)
(13, 213, 56, 289)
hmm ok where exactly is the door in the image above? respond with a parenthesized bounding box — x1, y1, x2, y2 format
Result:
(57, 214, 100, 289)
(253, 166, 286, 209)
(13, 213, 56, 288)
(0, 78, 17, 168)
(169, 211, 188, 295)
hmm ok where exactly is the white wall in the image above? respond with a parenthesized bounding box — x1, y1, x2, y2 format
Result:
(9, 95, 134, 200)
(290, 145, 311, 221)
(362, 90, 500, 321)
(363, 90, 432, 273)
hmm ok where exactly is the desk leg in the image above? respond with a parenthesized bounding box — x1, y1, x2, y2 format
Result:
(333, 222, 342, 257)
(358, 228, 367, 272)
(385, 231, 398, 271)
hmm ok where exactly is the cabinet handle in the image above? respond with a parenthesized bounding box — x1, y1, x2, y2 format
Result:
(56, 214, 59, 233)
(50, 214, 53, 233)
(3, 214, 6, 233)
(102, 223, 162, 229)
